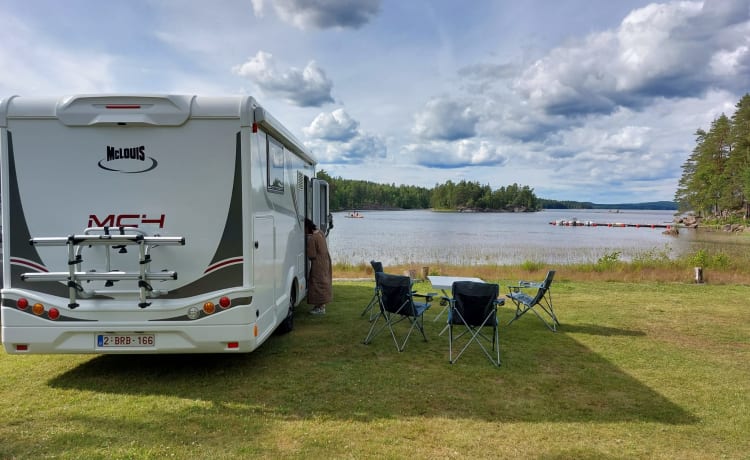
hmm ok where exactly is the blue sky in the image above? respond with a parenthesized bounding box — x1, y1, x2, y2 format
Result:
(2, 0, 749, 203)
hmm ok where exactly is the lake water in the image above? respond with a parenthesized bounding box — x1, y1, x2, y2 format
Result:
(327, 209, 733, 266)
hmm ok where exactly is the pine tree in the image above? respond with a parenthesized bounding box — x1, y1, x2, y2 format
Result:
(728, 94, 750, 218)
(676, 115, 732, 216)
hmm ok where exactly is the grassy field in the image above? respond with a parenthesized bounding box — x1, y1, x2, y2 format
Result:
(1, 275, 749, 459)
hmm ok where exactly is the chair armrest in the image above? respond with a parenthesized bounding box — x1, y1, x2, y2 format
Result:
(414, 292, 437, 301)
(509, 280, 542, 293)
(519, 280, 543, 288)
(493, 298, 505, 306)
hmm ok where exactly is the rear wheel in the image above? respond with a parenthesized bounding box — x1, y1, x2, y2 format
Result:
(276, 285, 296, 334)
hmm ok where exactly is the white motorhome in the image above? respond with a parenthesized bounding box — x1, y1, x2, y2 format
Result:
(0, 94, 331, 354)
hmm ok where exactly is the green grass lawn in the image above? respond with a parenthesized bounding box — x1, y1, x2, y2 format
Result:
(1, 278, 749, 459)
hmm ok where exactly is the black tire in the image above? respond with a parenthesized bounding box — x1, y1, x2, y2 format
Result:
(276, 286, 295, 334)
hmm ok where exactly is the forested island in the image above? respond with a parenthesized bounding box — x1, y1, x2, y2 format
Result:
(316, 170, 676, 213)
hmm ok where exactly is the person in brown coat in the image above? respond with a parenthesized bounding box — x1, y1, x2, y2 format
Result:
(305, 218, 332, 315)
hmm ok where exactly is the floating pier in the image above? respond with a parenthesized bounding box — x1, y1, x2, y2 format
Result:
(549, 219, 673, 229)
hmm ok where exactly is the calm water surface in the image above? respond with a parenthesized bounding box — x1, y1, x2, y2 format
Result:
(327, 209, 740, 266)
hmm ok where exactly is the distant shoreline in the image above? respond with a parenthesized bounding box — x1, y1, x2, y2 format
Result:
(336, 206, 677, 213)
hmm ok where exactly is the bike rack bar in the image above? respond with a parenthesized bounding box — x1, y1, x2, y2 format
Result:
(22, 227, 184, 309)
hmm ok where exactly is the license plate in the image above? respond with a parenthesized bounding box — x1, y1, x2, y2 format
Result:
(97, 334, 155, 348)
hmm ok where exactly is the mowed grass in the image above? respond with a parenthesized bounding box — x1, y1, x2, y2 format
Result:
(1, 277, 749, 459)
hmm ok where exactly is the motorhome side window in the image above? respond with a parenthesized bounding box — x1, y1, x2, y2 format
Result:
(267, 136, 285, 193)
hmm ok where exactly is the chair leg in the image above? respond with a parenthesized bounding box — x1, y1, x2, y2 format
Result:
(386, 312, 404, 352)
(449, 323, 454, 363)
(434, 299, 449, 322)
(363, 310, 387, 344)
(368, 307, 417, 352)
(506, 300, 527, 326)
(449, 324, 500, 366)
(532, 295, 559, 331)
(414, 314, 428, 341)
(365, 310, 410, 352)
(531, 304, 559, 332)
(448, 314, 501, 367)
(494, 324, 500, 366)
(395, 314, 427, 352)
(507, 299, 559, 332)
(542, 296, 560, 329)
(361, 291, 380, 320)
(364, 298, 429, 352)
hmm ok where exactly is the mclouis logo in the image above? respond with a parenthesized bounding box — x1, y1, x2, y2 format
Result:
(98, 145, 158, 173)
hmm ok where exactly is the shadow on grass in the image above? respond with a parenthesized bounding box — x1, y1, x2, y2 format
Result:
(560, 323, 646, 336)
(48, 283, 696, 425)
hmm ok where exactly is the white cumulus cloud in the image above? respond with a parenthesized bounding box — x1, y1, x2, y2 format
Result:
(514, 0, 750, 116)
(304, 109, 385, 164)
(408, 139, 508, 168)
(232, 51, 334, 107)
(412, 97, 480, 141)
(304, 109, 359, 141)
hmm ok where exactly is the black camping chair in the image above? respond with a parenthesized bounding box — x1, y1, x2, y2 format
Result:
(360, 260, 384, 320)
(446, 281, 503, 367)
(506, 270, 559, 332)
(363, 273, 434, 352)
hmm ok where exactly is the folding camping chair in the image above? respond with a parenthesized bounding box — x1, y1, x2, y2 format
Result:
(445, 281, 503, 366)
(360, 260, 384, 320)
(506, 270, 559, 332)
(363, 273, 434, 352)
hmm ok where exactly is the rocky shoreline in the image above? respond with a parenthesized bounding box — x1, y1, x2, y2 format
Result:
(676, 214, 747, 233)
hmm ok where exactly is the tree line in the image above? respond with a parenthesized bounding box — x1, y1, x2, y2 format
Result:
(539, 199, 677, 210)
(316, 170, 540, 212)
(676, 93, 750, 218)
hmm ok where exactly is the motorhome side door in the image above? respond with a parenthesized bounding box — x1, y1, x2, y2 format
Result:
(253, 215, 277, 339)
(311, 179, 331, 235)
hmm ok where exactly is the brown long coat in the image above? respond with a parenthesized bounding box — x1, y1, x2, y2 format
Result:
(306, 229, 332, 305)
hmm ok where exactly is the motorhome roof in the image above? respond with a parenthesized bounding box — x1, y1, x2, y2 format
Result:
(0, 94, 316, 164)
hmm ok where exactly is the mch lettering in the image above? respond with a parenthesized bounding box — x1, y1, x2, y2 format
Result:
(88, 213, 166, 229)
(106, 145, 146, 161)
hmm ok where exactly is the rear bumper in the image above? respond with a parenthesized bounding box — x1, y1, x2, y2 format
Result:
(2, 318, 259, 354)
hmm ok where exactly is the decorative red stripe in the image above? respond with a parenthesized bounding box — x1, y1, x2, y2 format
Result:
(10, 258, 49, 272)
(204, 257, 243, 274)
